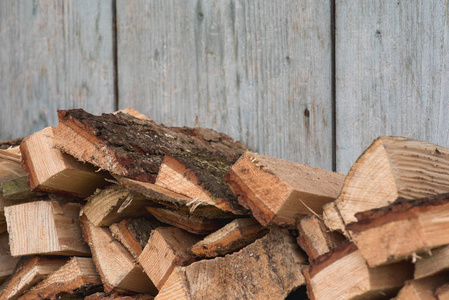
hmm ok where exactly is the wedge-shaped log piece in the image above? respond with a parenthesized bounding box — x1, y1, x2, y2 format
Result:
(347, 193, 449, 267)
(322, 202, 350, 238)
(20, 127, 108, 198)
(415, 245, 449, 279)
(81, 216, 157, 295)
(54, 109, 247, 214)
(139, 227, 200, 290)
(5, 201, 89, 256)
(110, 217, 162, 258)
(436, 283, 449, 300)
(155, 155, 247, 216)
(191, 218, 268, 258)
(225, 151, 344, 227)
(83, 185, 153, 227)
(0, 256, 68, 300)
(117, 177, 232, 219)
(146, 206, 229, 235)
(156, 229, 306, 300)
(0, 232, 20, 283)
(19, 257, 103, 300)
(333, 137, 449, 228)
(296, 215, 346, 263)
(304, 243, 413, 300)
(396, 273, 449, 300)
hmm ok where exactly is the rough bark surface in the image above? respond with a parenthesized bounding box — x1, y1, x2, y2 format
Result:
(55, 109, 248, 214)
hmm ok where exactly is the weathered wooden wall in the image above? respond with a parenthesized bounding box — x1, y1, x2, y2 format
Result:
(2, 0, 449, 174)
(0, 1, 115, 139)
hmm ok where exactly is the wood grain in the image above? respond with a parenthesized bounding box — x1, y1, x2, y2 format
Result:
(117, 0, 333, 170)
(0, 1, 115, 140)
(336, 0, 449, 174)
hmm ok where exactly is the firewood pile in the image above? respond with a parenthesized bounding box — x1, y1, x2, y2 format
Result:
(1, 108, 449, 299)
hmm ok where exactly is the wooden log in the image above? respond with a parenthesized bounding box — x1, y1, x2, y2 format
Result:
(322, 201, 350, 237)
(225, 151, 345, 227)
(139, 227, 200, 290)
(0, 138, 24, 150)
(304, 243, 414, 300)
(414, 245, 449, 279)
(347, 193, 449, 267)
(334, 137, 449, 227)
(20, 127, 109, 198)
(0, 256, 68, 300)
(1, 176, 44, 200)
(19, 257, 103, 300)
(0, 232, 20, 284)
(190, 218, 268, 258)
(0, 152, 26, 234)
(4, 201, 89, 256)
(155, 155, 246, 215)
(146, 206, 230, 235)
(85, 293, 154, 300)
(109, 217, 162, 258)
(53, 109, 248, 214)
(436, 283, 449, 300)
(156, 229, 306, 300)
(80, 215, 157, 295)
(396, 273, 449, 300)
(117, 177, 232, 219)
(83, 185, 152, 227)
(296, 215, 346, 263)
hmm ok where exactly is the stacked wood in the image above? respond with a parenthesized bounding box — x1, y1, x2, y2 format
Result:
(5, 109, 449, 299)
(156, 229, 306, 300)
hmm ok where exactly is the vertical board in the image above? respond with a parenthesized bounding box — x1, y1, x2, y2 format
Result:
(117, 0, 333, 170)
(0, 1, 115, 140)
(336, 0, 449, 173)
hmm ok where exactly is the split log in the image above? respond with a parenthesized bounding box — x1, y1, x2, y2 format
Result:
(414, 245, 449, 279)
(1, 176, 44, 200)
(109, 217, 162, 258)
(53, 109, 248, 214)
(347, 193, 449, 267)
(395, 273, 449, 300)
(146, 206, 230, 235)
(0, 150, 26, 233)
(117, 177, 232, 219)
(332, 137, 449, 229)
(0, 232, 20, 283)
(190, 218, 268, 258)
(436, 283, 449, 300)
(20, 127, 108, 198)
(139, 227, 200, 290)
(19, 257, 103, 300)
(85, 293, 154, 300)
(225, 151, 345, 227)
(0, 256, 68, 300)
(156, 229, 306, 300)
(322, 202, 350, 238)
(296, 215, 346, 263)
(304, 243, 414, 300)
(4, 201, 89, 256)
(0, 138, 23, 150)
(83, 185, 153, 227)
(80, 215, 157, 295)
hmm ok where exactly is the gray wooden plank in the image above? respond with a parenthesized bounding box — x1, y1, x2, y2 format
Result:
(117, 0, 333, 170)
(336, 0, 449, 174)
(0, 0, 115, 140)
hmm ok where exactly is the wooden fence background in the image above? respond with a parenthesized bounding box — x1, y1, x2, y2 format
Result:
(1, 0, 449, 174)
